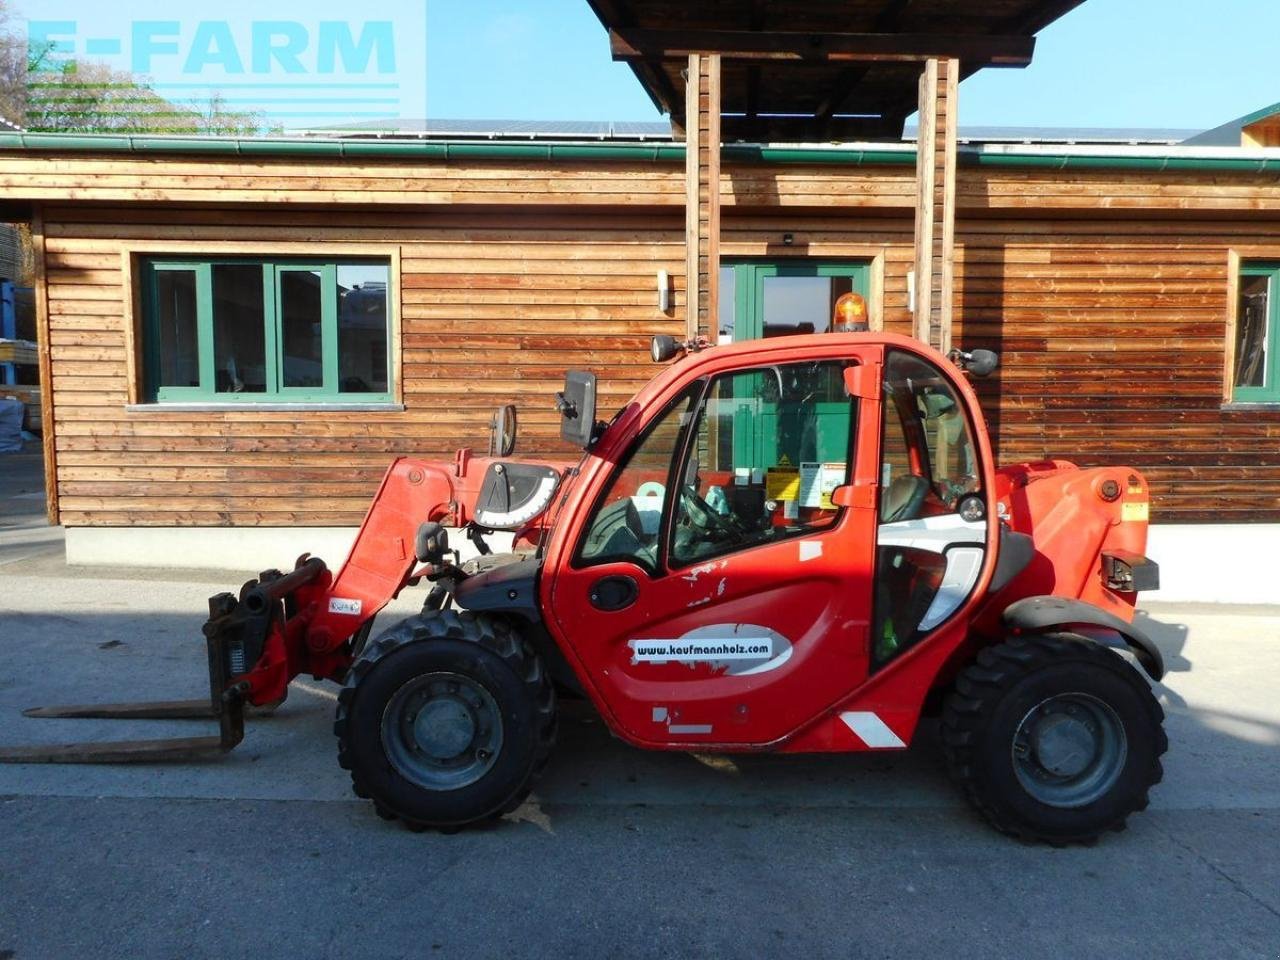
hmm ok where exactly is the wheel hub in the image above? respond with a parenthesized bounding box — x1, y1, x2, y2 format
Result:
(1031, 713, 1095, 778)
(1011, 693, 1128, 809)
(413, 698, 477, 760)
(381, 672, 504, 791)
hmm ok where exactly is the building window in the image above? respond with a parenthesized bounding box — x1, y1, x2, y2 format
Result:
(142, 258, 392, 403)
(1235, 263, 1280, 403)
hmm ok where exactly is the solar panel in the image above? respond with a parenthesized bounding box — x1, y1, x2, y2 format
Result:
(300, 117, 675, 141)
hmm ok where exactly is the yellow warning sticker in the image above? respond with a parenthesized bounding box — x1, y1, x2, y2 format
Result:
(777, 454, 793, 467)
(766, 468, 800, 501)
(1122, 501, 1149, 522)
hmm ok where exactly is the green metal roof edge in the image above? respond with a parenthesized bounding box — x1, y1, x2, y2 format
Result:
(2, 131, 1280, 174)
(1231, 101, 1280, 130)
(0, 132, 689, 163)
(966, 151, 1280, 173)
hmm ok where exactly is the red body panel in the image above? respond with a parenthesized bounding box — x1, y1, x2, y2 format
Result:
(983, 459, 1150, 624)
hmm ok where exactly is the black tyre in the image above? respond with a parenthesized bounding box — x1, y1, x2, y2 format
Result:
(941, 632, 1166, 844)
(335, 610, 556, 830)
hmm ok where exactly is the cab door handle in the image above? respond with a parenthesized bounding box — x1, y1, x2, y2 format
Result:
(589, 575, 638, 611)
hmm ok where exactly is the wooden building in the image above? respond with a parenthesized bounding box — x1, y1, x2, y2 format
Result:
(2, 0, 1279, 600)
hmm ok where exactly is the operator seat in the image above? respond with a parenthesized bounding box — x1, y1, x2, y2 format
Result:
(881, 474, 929, 523)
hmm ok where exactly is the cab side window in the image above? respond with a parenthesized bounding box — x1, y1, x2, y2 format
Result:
(669, 360, 855, 567)
(577, 386, 701, 573)
(873, 349, 986, 667)
(878, 351, 980, 521)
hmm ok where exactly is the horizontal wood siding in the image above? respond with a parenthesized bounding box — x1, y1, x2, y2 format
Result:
(10, 151, 1280, 214)
(19, 149, 1280, 526)
(952, 218, 1280, 521)
(725, 213, 1280, 520)
(42, 204, 685, 526)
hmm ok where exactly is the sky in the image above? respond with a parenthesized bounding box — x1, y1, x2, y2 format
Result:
(423, 0, 1280, 131)
(16, 0, 1280, 133)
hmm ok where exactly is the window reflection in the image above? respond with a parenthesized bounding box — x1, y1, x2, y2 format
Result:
(338, 264, 390, 393)
(155, 270, 198, 388)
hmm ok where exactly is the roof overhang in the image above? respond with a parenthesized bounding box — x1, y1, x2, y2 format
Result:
(586, 0, 1087, 141)
(9, 133, 1280, 176)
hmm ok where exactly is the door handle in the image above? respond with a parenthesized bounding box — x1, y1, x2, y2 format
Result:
(589, 575, 638, 611)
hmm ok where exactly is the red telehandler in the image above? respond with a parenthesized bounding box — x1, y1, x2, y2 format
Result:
(0, 331, 1166, 843)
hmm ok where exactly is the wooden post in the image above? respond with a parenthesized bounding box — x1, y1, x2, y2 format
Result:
(30, 206, 59, 526)
(685, 53, 721, 339)
(913, 57, 958, 353)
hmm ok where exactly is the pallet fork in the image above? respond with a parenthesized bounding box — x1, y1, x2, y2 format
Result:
(0, 458, 485, 766)
(0, 560, 329, 764)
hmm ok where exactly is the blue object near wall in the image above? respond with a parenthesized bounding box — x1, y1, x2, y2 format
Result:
(1, 280, 14, 387)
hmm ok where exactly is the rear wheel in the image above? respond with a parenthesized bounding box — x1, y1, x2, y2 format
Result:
(941, 632, 1166, 843)
(335, 610, 556, 830)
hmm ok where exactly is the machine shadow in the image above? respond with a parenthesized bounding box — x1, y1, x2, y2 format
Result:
(2, 601, 1274, 837)
(1133, 607, 1192, 709)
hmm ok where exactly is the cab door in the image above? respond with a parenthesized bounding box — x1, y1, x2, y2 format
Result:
(546, 346, 884, 748)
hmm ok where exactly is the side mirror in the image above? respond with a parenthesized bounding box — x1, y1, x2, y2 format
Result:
(950, 348, 999, 377)
(557, 370, 598, 449)
(489, 404, 517, 457)
(651, 335, 680, 362)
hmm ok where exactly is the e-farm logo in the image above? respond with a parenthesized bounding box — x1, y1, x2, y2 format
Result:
(23, 2, 426, 133)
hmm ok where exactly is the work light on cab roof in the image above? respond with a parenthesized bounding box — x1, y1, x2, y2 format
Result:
(832, 291, 869, 332)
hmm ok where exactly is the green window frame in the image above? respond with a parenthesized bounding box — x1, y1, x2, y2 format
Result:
(142, 257, 393, 404)
(724, 261, 871, 341)
(1234, 263, 1280, 403)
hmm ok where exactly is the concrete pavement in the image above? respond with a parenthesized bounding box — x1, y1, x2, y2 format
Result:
(1, 451, 1279, 959)
(0, 447, 60, 571)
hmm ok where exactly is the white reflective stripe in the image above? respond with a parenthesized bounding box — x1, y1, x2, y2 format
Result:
(840, 711, 906, 749)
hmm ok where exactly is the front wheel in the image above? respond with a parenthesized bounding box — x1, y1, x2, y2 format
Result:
(335, 611, 556, 830)
(941, 632, 1166, 843)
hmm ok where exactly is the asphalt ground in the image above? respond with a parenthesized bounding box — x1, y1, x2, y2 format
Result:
(2, 444, 1279, 959)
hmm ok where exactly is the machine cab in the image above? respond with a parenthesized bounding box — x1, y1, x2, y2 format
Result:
(543, 334, 996, 749)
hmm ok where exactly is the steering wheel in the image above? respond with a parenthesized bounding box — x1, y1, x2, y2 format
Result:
(881, 475, 929, 523)
(678, 485, 745, 542)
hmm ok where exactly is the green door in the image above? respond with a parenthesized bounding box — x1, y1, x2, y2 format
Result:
(719, 261, 870, 343)
(717, 261, 870, 471)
